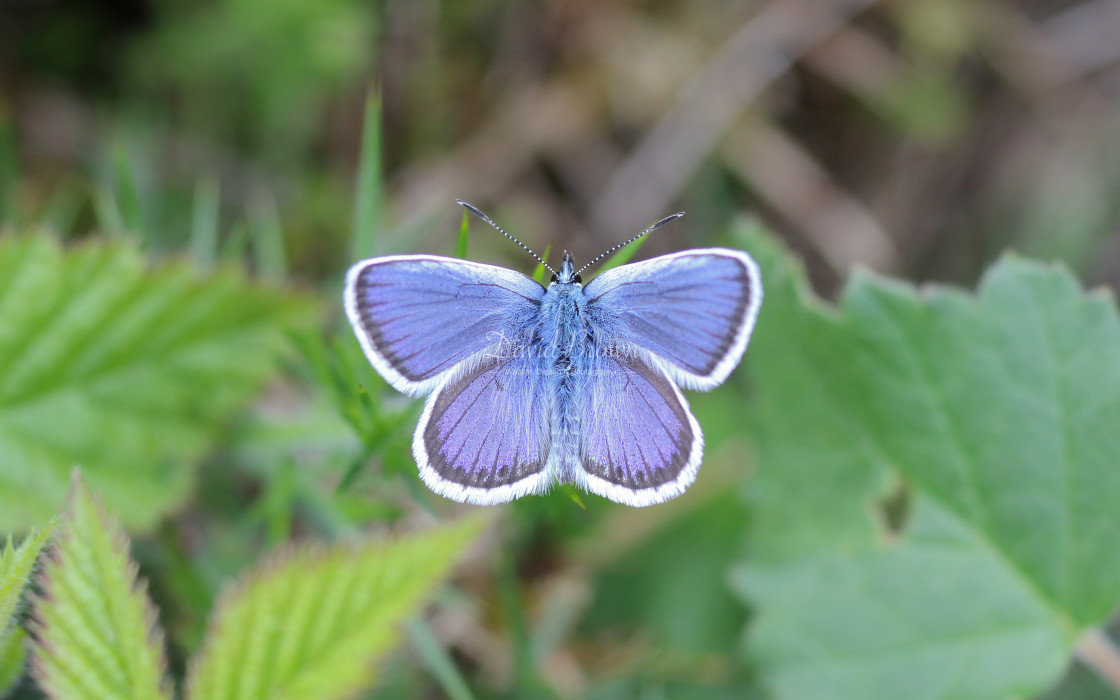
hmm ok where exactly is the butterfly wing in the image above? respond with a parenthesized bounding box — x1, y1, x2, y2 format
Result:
(583, 249, 762, 390)
(415, 351, 553, 504)
(572, 352, 702, 507)
(344, 255, 545, 395)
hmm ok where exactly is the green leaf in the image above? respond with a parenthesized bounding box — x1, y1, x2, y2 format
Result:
(112, 139, 145, 237)
(0, 234, 318, 531)
(735, 499, 1066, 700)
(32, 475, 171, 700)
(186, 516, 485, 700)
(0, 104, 17, 225)
(456, 209, 469, 259)
(736, 230, 888, 561)
(735, 227, 1120, 699)
(531, 242, 553, 284)
(0, 627, 27, 697)
(190, 176, 220, 271)
(250, 191, 288, 281)
(93, 186, 126, 237)
(596, 234, 647, 273)
(557, 484, 588, 512)
(0, 526, 51, 696)
(351, 88, 382, 262)
(0, 526, 52, 641)
(406, 619, 477, 700)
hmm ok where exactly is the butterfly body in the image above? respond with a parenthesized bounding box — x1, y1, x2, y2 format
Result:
(345, 226, 762, 507)
(493, 251, 588, 486)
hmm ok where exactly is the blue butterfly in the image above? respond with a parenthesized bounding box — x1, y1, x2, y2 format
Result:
(344, 202, 762, 507)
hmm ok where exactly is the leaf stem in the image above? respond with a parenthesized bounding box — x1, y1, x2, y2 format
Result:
(1076, 628, 1120, 692)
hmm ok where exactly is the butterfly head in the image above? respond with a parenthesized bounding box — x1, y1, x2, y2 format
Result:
(552, 251, 582, 286)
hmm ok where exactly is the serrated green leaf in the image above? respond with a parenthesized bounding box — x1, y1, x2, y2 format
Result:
(0, 526, 52, 642)
(0, 526, 51, 697)
(737, 227, 1120, 699)
(0, 627, 27, 697)
(0, 234, 318, 531)
(32, 475, 171, 700)
(738, 230, 888, 561)
(186, 516, 485, 700)
(734, 499, 1066, 700)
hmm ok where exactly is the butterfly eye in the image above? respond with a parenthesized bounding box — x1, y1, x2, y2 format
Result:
(574, 274, 582, 284)
(550, 273, 558, 283)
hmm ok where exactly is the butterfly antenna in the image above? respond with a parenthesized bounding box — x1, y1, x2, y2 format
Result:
(575, 211, 685, 276)
(456, 200, 556, 276)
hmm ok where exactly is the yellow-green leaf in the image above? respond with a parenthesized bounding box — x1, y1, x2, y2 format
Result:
(0, 526, 51, 643)
(0, 524, 50, 698)
(0, 628, 27, 697)
(187, 516, 484, 700)
(32, 475, 171, 700)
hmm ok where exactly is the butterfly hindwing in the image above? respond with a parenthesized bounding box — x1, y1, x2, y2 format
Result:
(415, 351, 553, 504)
(584, 249, 761, 390)
(572, 351, 702, 507)
(344, 255, 545, 395)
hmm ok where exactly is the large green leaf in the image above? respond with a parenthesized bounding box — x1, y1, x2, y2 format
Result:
(0, 233, 317, 531)
(733, 229, 1120, 699)
(186, 515, 484, 700)
(32, 475, 171, 700)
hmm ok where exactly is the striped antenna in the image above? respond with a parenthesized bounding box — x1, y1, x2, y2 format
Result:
(576, 211, 685, 276)
(456, 200, 556, 276)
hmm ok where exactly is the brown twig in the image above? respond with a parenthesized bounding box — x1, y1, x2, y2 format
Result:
(589, 0, 881, 238)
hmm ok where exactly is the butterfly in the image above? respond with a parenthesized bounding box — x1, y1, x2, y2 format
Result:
(343, 201, 762, 507)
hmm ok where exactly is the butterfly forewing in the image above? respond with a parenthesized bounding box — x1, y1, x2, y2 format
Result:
(584, 249, 761, 390)
(344, 255, 545, 395)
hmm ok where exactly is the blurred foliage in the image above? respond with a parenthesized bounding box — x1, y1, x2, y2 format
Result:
(2, 0, 1120, 698)
(127, 0, 376, 162)
(0, 233, 317, 531)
